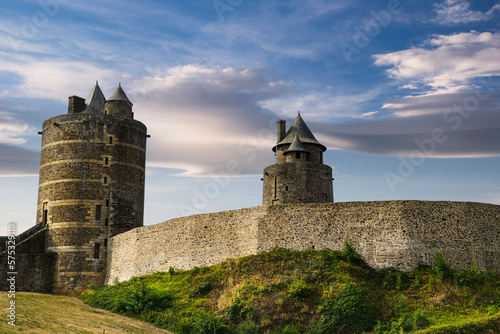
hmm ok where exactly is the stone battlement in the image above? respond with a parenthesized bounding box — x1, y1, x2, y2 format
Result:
(105, 200, 500, 284)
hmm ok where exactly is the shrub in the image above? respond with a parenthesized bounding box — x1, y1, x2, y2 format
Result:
(458, 258, 484, 287)
(286, 279, 314, 301)
(192, 312, 226, 334)
(190, 281, 214, 299)
(342, 239, 365, 265)
(320, 284, 376, 333)
(80, 279, 173, 314)
(237, 321, 260, 334)
(433, 251, 451, 280)
(224, 298, 253, 321)
(390, 309, 431, 333)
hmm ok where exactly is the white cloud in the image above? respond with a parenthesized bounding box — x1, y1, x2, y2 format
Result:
(0, 112, 34, 144)
(128, 65, 290, 176)
(373, 31, 500, 94)
(0, 58, 117, 101)
(260, 86, 384, 121)
(432, 0, 500, 25)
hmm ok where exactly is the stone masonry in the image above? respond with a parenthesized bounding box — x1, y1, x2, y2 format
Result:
(35, 83, 148, 294)
(262, 113, 333, 205)
(106, 200, 500, 284)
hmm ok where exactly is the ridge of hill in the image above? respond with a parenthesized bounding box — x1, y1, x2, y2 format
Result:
(80, 244, 500, 333)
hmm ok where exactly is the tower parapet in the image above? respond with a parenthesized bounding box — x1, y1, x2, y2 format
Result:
(36, 82, 147, 294)
(262, 113, 333, 205)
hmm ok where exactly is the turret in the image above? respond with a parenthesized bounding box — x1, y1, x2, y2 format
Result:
(104, 83, 133, 118)
(262, 112, 333, 205)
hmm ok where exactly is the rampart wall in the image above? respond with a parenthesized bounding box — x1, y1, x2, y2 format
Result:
(106, 201, 500, 284)
(0, 224, 56, 293)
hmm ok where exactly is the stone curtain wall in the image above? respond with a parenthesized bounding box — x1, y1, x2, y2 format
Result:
(0, 224, 57, 293)
(106, 207, 267, 283)
(106, 201, 500, 284)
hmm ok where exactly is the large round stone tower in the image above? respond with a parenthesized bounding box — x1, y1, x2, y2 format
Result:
(262, 113, 333, 205)
(36, 82, 148, 294)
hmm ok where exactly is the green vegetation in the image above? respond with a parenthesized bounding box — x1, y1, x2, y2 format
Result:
(81, 243, 500, 333)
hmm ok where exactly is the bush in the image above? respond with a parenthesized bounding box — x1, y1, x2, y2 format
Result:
(224, 298, 253, 321)
(433, 251, 451, 280)
(342, 239, 365, 265)
(286, 279, 314, 301)
(270, 324, 299, 334)
(390, 309, 431, 333)
(192, 312, 227, 334)
(320, 284, 376, 333)
(80, 279, 173, 314)
(458, 258, 484, 286)
(190, 281, 214, 299)
(237, 321, 260, 334)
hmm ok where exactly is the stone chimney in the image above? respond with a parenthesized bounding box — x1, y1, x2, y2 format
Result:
(277, 120, 286, 143)
(68, 96, 86, 114)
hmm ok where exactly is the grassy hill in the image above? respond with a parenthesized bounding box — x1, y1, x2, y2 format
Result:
(0, 292, 173, 334)
(79, 243, 500, 333)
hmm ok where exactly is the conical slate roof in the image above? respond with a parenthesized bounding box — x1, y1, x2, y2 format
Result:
(285, 134, 309, 153)
(107, 83, 132, 105)
(273, 112, 326, 152)
(83, 81, 106, 114)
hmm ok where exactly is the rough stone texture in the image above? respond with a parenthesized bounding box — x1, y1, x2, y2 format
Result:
(37, 109, 147, 294)
(0, 253, 57, 293)
(106, 201, 500, 284)
(0, 224, 57, 293)
(106, 207, 266, 283)
(263, 162, 333, 205)
(263, 117, 333, 205)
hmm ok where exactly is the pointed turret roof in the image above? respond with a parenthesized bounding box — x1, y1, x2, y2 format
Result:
(83, 81, 106, 114)
(273, 112, 326, 152)
(285, 134, 309, 154)
(107, 83, 132, 105)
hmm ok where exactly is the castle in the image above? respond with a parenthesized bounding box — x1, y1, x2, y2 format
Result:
(1, 83, 500, 295)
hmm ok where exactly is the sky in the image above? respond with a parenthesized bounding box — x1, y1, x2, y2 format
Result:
(1, 0, 499, 234)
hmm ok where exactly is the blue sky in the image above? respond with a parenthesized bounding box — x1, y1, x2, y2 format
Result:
(1, 0, 499, 233)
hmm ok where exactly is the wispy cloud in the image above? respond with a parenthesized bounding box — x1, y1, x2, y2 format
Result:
(260, 86, 384, 121)
(128, 65, 289, 176)
(431, 0, 500, 25)
(0, 111, 34, 144)
(0, 58, 116, 101)
(373, 31, 500, 94)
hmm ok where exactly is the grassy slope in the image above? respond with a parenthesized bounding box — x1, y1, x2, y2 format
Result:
(0, 292, 173, 334)
(80, 246, 500, 333)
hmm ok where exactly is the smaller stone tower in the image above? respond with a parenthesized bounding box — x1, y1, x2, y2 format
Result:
(262, 112, 333, 205)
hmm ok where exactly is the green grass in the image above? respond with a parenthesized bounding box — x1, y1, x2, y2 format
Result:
(80, 244, 500, 333)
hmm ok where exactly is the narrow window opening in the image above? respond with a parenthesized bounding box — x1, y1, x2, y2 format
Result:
(296, 152, 301, 159)
(94, 243, 100, 259)
(106, 199, 110, 207)
(274, 177, 277, 199)
(285, 185, 289, 191)
(109, 136, 113, 144)
(103, 177, 108, 184)
(98, 124, 104, 138)
(42, 202, 48, 224)
(104, 239, 108, 247)
(95, 205, 102, 220)
(312, 245, 315, 250)
(104, 157, 109, 165)
(105, 218, 109, 226)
